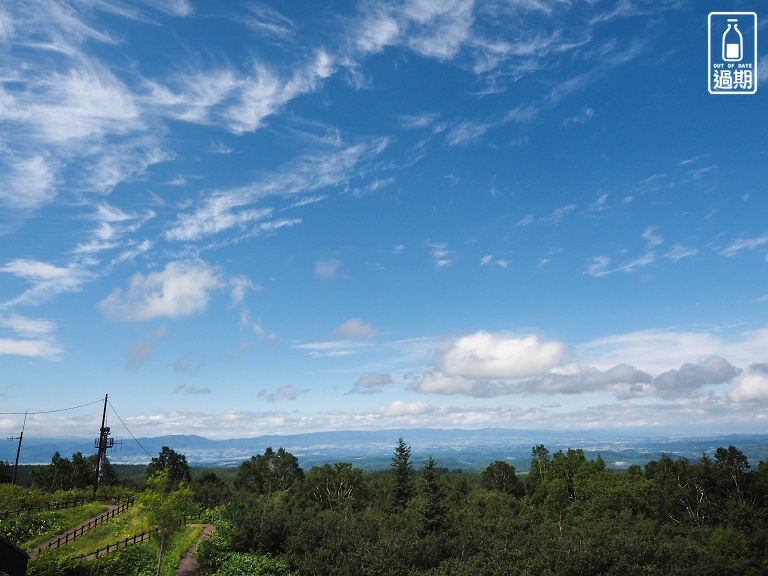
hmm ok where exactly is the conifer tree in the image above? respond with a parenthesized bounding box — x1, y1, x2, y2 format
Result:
(417, 456, 448, 533)
(390, 437, 414, 510)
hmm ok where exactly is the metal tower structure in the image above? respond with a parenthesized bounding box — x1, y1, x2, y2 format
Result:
(93, 394, 115, 493)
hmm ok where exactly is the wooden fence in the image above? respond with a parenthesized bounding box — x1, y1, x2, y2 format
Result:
(73, 517, 189, 560)
(74, 529, 157, 560)
(1, 496, 134, 519)
(39, 500, 134, 552)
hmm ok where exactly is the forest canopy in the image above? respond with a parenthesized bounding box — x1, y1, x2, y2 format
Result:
(192, 439, 768, 576)
(5, 439, 768, 576)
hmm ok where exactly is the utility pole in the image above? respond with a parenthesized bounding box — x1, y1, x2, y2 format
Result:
(7, 412, 26, 485)
(93, 394, 114, 494)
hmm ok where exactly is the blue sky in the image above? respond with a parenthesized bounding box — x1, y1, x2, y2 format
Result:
(1, 0, 768, 442)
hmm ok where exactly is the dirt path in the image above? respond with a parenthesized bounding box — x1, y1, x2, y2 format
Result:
(29, 504, 122, 559)
(176, 524, 215, 576)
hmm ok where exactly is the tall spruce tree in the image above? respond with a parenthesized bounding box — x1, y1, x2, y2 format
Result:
(417, 456, 448, 533)
(390, 437, 414, 510)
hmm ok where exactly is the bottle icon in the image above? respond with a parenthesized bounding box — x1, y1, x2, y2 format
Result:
(722, 19, 743, 61)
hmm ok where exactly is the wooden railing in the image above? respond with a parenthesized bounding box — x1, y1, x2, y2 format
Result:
(73, 517, 189, 560)
(1, 496, 134, 518)
(74, 529, 156, 560)
(39, 500, 134, 552)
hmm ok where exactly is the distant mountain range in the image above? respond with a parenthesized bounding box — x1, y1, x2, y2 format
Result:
(4, 429, 768, 472)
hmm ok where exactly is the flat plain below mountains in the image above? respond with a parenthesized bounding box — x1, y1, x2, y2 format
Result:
(6, 428, 768, 473)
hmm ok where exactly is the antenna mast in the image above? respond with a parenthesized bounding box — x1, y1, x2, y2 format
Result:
(93, 394, 114, 494)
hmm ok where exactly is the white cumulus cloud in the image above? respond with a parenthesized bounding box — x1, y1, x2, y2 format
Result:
(99, 259, 223, 321)
(437, 332, 567, 380)
(728, 374, 768, 403)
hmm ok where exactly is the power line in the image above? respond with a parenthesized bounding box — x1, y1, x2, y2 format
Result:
(0, 396, 155, 461)
(107, 400, 153, 459)
(0, 398, 104, 415)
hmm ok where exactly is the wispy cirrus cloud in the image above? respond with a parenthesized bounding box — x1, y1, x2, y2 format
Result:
(6, 62, 141, 145)
(73, 202, 156, 256)
(427, 242, 455, 267)
(719, 232, 768, 257)
(145, 50, 335, 134)
(0, 155, 58, 210)
(165, 138, 390, 243)
(586, 227, 666, 277)
(294, 340, 373, 358)
(0, 314, 56, 337)
(0, 259, 92, 307)
(241, 3, 296, 39)
(399, 112, 441, 130)
(143, 0, 193, 18)
(445, 119, 494, 146)
(0, 338, 63, 360)
(0, 4, 173, 215)
(239, 309, 278, 343)
(0, 313, 62, 360)
(350, 0, 631, 82)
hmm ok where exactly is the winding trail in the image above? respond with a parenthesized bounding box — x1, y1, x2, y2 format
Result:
(176, 524, 215, 576)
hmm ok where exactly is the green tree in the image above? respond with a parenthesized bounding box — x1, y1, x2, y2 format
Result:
(216, 552, 298, 576)
(223, 495, 291, 555)
(92, 453, 118, 487)
(714, 445, 750, 504)
(752, 459, 768, 514)
(549, 448, 588, 503)
(481, 460, 522, 496)
(70, 452, 93, 489)
(31, 452, 73, 490)
(525, 444, 551, 499)
(416, 456, 448, 534)
(389, 437, 414, 510)
(450, 469, 472, 503)
(303, 462, 364, 511)
(141, 469, 196, 576)
(191, 471, 232, 509)
(146, 446, 192, 488)
(645, 454, 709, 525)
(234, 447, 303, 496)
(0, 460, 12, 483)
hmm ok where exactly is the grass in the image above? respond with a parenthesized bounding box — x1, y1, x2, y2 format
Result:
(4, 503, 110, 551)
(31, 524, 207, 576)
(3, 486, 206, 575)
(52, 505, 154, 557)
(163, 524, 205, 567)
(30, 503, 206, 576)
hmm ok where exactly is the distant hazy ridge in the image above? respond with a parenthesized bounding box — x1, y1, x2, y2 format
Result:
(5, 429, 768, 472)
